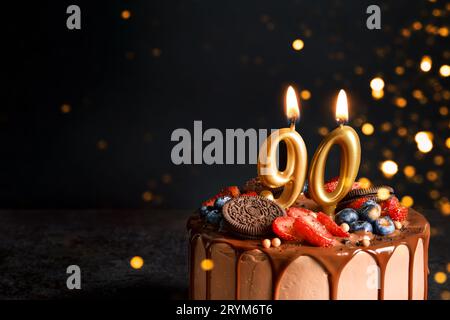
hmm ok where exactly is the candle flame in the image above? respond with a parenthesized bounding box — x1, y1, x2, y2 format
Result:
(285, 86, 300, 121)
(335, 89, 349, 123)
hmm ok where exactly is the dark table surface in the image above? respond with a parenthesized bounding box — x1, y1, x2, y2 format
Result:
(0, 209, 448, 300)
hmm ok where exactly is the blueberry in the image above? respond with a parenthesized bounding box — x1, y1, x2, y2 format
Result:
(359, 203, 381, 223)
(335, 208, 359, 225)
(302, 180, 309, 195)
(206, 210, 222, 225)
(199, 206, 211, 218)
(214, 196, 232, 209)
(373, 216, 395, 235)
(350, 220, 373, 233)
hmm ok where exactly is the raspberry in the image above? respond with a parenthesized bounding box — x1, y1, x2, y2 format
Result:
(388, 206, 408, 222)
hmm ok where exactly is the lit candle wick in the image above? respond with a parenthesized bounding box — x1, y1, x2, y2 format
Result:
(335, 89, 348, 126)
(286, 86, 300, 131)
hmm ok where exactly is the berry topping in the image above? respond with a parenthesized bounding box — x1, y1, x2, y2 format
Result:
(380, 196, 401, 216)
(350, 220, 373, 233)
(214, 196, 232, 209)
(199, 205, 213, 218)
(373, 216, 395, 235)
(293, 214, 334, 247)
(324, 177, 361, 193)
(241, 191, 258, 197)
(388, 206, 408, 222)
(201, 186, 241, 206)
(359, 202, 381, 223)
(316, 212, 350, 237)
(346, 197, 371, 210)
(206, 209, 222, 225)
(286, 207, 316, 218)
(272, 216, 299, 241)
(335, 208, 359, 225)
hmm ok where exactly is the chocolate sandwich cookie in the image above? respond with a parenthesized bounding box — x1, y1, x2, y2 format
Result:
(337, 185, 395, 210)
(242, 177, 283, 197)
(222, 196, 285, 238)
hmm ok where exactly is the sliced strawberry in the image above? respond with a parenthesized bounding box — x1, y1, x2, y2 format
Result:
(223, 186, 240, 198)
(287, 207, 316, 218)
(346, 197, 370, 210)
(324, 176, 361, 193)
(380, 196, 400, 216)
(201, 186, 241, 206)
(272, 216, 300, 241)
(388, 206, 408, 222)
(241, 191, 258, 197)
(316, 212, 349, 238)
(293, 213, 334, 247)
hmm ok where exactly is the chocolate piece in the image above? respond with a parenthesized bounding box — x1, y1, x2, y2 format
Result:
(342, 185, 394, 202)
(222, 196, 285, 238)
(241, 177, 283, 196)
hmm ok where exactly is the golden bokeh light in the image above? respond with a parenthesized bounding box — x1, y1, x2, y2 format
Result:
(361, 123, 374, 135)
(394, 97, 407, 108)
(377, 187, 391, 201)
(401, 195, 414, 207)
(403, 165, 416, 178)
(200, 259, 214, 271)
(292, 39, 304, 51)
(142, 191, 153, 202)
(318, 126, 329, 136)
(61, 104, 71, 114)
(442, 290, 450, 300)
(121, 10, 131, 20)
(429, 190, 440, 200)
(300, 90, 311, 100)
(439, 106, 449, 116)
(412, 21, 423, 30)
(438, 27, 449, 37)
(381, 160, 398, 178)
(370, 77, 385, 91)
(426, 171, 438, 182)
(397, 127, 407, 137)
(434, 155, 444, 166)
(358, 177, 371, 189)
(441, 201, 450, 216)
(446, 137, 450, 149)
(381, 122, 392, 132)
(395, 66, 405, 75)
(440, 65, 450, 77)
(372, 89, 384, 99)
(420, 56, 432, 72)
(130, 256, 144, 269)
(97, 139, 108, 151)
(434, 272, 447, 284)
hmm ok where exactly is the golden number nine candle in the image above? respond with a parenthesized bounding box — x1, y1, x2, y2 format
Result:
(257, 87, 307, 209)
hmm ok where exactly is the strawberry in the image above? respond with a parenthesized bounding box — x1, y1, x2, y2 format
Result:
(293, 212, 334, 247)
(380, 196, 400, 216)
(287, 207, 316, 218)
(272, 216, 300, 241)
(388, 206, 408, 222)
(346, 197, 371, 210)
(324, 176, 361, 193)
(316, 212, 349, 237)
(241, 191, 258, 197)
(201, 186, 241, 206)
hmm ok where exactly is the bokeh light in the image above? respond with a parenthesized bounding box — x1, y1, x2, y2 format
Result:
(361, 123, 374, 135)
(130, 256, 144, 269)
(403, 165, 416, 178)
(292, 39, 304, 51)
(358, 177, 371, 189)
(439, 65, 450, 77)
(381, 160, 398, 178)
(420, 56, 432, 72)
(377, 187, 391, 201)
(121, 10, 131, 20)
(300, 90, 311, 100)
(370, 77, 385, 91)
(401, 195, 414, 207)
(434, 272, 447, 284)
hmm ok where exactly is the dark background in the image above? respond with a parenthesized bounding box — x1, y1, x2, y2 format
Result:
(3, 0, 448, 211)
(0, 0, 449, 300)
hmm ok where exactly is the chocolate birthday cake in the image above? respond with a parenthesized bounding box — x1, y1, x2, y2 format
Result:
(187, 177, 430, 300)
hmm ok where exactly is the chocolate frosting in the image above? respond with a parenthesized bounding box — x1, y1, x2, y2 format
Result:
(187, 209, 430, 300)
